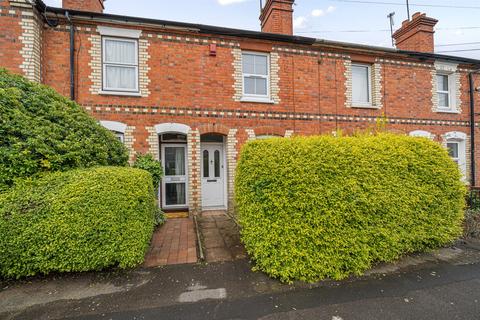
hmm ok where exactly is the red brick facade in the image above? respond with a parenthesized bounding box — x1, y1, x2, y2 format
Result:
(1, 0, 480, 213)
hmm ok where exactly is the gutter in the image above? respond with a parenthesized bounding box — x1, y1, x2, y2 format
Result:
(65, 11, 75, 101)
(469, 69, 480, 187)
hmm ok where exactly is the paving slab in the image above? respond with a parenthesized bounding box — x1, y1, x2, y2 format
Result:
(198, 211, 247, 262)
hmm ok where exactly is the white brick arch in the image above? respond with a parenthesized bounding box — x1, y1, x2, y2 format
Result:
(409, 130, 435, 140)
(100, 120, 127, 133)
(444, 131, 467, 141)
(155, 123, 191, 135)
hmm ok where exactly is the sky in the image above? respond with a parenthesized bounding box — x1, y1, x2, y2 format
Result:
(44, 0, 480, 59)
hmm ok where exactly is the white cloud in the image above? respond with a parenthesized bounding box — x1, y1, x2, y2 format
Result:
(217, 0, 249, 5)
(311, 9, 325, 17)
(293, 16, 308, 29)
(311, 6, 336, 18)
(327, 5, 336, 13)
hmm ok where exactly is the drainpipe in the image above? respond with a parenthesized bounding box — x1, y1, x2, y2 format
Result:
(66, 11, 75, 101)
(469, 69, 480, 187)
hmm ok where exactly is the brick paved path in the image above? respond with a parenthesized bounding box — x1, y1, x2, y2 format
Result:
(143, 218, 197, 267)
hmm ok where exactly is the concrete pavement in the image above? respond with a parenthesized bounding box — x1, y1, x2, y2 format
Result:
(1, 240, 480, 320)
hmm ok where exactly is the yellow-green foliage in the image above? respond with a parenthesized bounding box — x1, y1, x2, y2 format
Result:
(235, 134, 466, 283)
(0, 167, 156, 278)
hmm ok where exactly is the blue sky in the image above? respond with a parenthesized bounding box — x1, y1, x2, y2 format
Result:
(44, 0, 480, 59)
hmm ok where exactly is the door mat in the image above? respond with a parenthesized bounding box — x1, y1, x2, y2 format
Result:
(165, 211, 189, 219)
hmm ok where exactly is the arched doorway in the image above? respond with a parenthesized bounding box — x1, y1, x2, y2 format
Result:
(201, 133, 227, 210)
(155, 123, 190, 210)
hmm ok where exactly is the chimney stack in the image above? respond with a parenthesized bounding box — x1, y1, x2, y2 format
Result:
(62, 0, 105, 13)
(392, 12, 438, 53)
(260, 0, 294, 35)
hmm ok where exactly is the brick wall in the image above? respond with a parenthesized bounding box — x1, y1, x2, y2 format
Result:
(1, 5, 480, 212)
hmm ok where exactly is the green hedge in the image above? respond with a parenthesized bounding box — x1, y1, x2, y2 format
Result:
(235, 133, 466, 282)
(0, 167, 156, 278)
(0, 68, 128, 189)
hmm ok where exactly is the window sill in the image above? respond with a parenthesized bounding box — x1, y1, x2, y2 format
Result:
(240, 97, 275, 104)
(351, 104, 381, 110)
(435, 108, 460, 114)
(99, 90, 142, 97)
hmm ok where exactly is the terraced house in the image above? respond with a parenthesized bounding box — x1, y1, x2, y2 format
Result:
(1, 0, 479, 214)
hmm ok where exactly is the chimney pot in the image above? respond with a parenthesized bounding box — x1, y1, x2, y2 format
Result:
(260, 0, 295, 35)
(62, 0, 105, 13)
(392, 12, 438, 53)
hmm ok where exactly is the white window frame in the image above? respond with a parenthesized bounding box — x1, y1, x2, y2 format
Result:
(351, 63, 372, 108)
(436, 72, 454, 112)
(444, 131, 467, 178)
(241, 51, 272, 103)
(101, 36, 139, 93)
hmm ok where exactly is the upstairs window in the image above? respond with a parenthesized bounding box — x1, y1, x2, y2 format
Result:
(351, 64, 372, 106)
(242, 52, 269, 99)
(102, 37, 139, 92)
(436, 74, 451, 109)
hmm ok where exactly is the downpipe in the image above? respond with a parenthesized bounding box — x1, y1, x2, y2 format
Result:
(66, 11, 75, 101)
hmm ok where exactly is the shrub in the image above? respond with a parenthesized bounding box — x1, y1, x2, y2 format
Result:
(133, 153, 163, 193)
(0, 69, 128, 189)
(235, 133, 466, 282)
(0, 167, 156, 278)
(132, 153, 165, 226)
(464, 209, 480, 239)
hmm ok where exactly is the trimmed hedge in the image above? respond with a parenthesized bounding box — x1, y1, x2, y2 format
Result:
(235, 133, 466, 282)
(0, 68, 128, 189)
(0, 167, 156, 278)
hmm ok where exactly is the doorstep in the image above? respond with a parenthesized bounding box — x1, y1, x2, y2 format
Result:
(143, 218, 198, 267)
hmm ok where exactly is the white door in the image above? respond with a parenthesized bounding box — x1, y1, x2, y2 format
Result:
(161, 144, 188, 209)
(201, 144, 226, 209)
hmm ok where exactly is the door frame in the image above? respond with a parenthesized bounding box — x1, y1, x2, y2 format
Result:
(200, 142, 228, 210)
(161, 143, 189, 209)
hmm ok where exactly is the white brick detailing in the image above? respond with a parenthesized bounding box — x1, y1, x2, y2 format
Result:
(344, 59, 352, 108)
(89, 30, 150, 97)
(226, 129, 238, 213)
(232, 48, 280, 104)
(146, 126, 160, 161)
(372, 63, 383, 108)
(270, 52, 281, 104)
(284, 130, 294, 138)
(19, 10, 42, 82)
(344, 60, 382, 109)
(88, 34, 102, 94)
(432, 62, 461, 113)
(124, 126, 136, 164)
(138, 39, 151, 97)
(188, 129, 201, 214)
(245, 129, 256, 141)
(232, 48, 243, 102)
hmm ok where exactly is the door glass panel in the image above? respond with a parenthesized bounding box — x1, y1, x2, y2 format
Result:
(203, 150, 209, 178)
(165, 183, 186, 205)
(164, 147, 185, 176)
(214, 150, 220, 178)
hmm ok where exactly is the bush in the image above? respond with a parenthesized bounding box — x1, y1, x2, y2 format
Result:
(235, 133, 466, 282)
(464, 209, 480, 239)
(0, 167, 156, 278)
(0, 69, 128, 189)
(133, 153, 163, 193)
